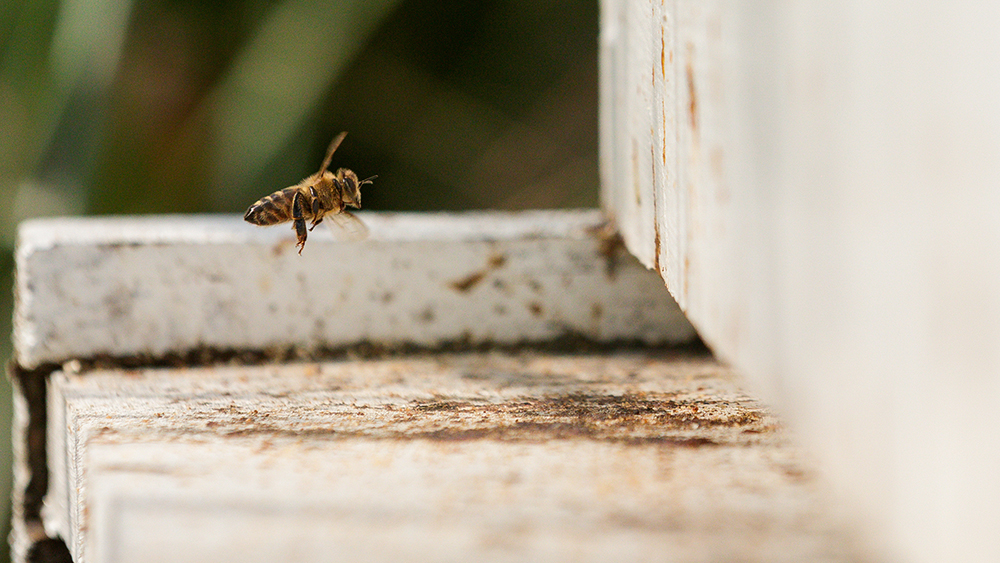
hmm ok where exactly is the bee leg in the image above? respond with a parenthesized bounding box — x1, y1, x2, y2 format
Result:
(308, 185, 323, 231)
(292, 190, 308, 254)
(309, 186, 321, 216)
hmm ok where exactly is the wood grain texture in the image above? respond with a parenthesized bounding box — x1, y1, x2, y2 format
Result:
(46, 352, 850, 563)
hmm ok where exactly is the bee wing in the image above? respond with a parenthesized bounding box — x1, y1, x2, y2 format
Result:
(325, 210, 369, 241)
(319, 132, 348, 174)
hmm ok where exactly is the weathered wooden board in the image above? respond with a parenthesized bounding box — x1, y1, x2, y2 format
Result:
(600, 2, 1000, 563)
(45, 352, 850, 563)
(13, 211, 695, 370)
(10, 210, 706, 562)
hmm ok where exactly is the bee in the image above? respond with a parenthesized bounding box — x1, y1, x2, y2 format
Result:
(244, 132, 376, 254)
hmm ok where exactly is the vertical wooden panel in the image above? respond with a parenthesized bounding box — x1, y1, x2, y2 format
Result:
(601, 2, 1000, 562)
(600, 0, 659, 266)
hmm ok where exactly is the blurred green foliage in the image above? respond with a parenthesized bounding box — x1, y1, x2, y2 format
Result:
(0, 0, 597, 556)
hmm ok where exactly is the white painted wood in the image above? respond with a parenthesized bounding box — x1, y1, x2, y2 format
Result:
(599, 0, 658, 266)
(46, 353, 850, 563)
(601, 2, 1000, 563)
(13, 211, 695, 369)
(10, 210, 703, 562)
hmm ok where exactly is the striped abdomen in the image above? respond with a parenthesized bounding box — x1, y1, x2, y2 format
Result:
(244, 186, 299, 225)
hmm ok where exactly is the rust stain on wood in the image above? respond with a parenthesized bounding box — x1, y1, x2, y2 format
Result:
(652, 138, 663, 275)
(661, 26, 666, 78)
(662, 103, 668, 166)
(450, 271, 486, 293)
(686, 43, 698, 133)
(589, 221, 626, 280)
(448, 252, 508, 293)
(210, 391, 771, 446)
(654, 226, 663, 274)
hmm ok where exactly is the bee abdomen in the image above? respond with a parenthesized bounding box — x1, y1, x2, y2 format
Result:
(244, 188, 296, 225)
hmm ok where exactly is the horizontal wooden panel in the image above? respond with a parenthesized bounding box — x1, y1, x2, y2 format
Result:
(45, 351, 849, 563)
(13, 211, 695, 369)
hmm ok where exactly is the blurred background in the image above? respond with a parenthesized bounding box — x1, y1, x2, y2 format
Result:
(0, 0, 598, 556)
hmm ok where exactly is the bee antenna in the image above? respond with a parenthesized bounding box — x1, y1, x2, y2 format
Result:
(360, 175, 378, 185)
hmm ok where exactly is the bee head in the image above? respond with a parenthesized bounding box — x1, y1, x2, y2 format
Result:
(340, 169, 376, 209)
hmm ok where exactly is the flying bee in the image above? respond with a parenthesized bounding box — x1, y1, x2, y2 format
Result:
(244, 132, 376, 254)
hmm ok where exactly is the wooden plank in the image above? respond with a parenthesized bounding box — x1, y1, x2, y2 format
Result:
(599, 0, 666, 270)
(10, 210, 701, 561)
(46, 352, 851, 563)
(13, 211, 695, 370)
(600, 2, 1000, 563)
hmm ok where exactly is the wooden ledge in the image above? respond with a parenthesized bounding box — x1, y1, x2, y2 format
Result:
(13, 210, 694, 370)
